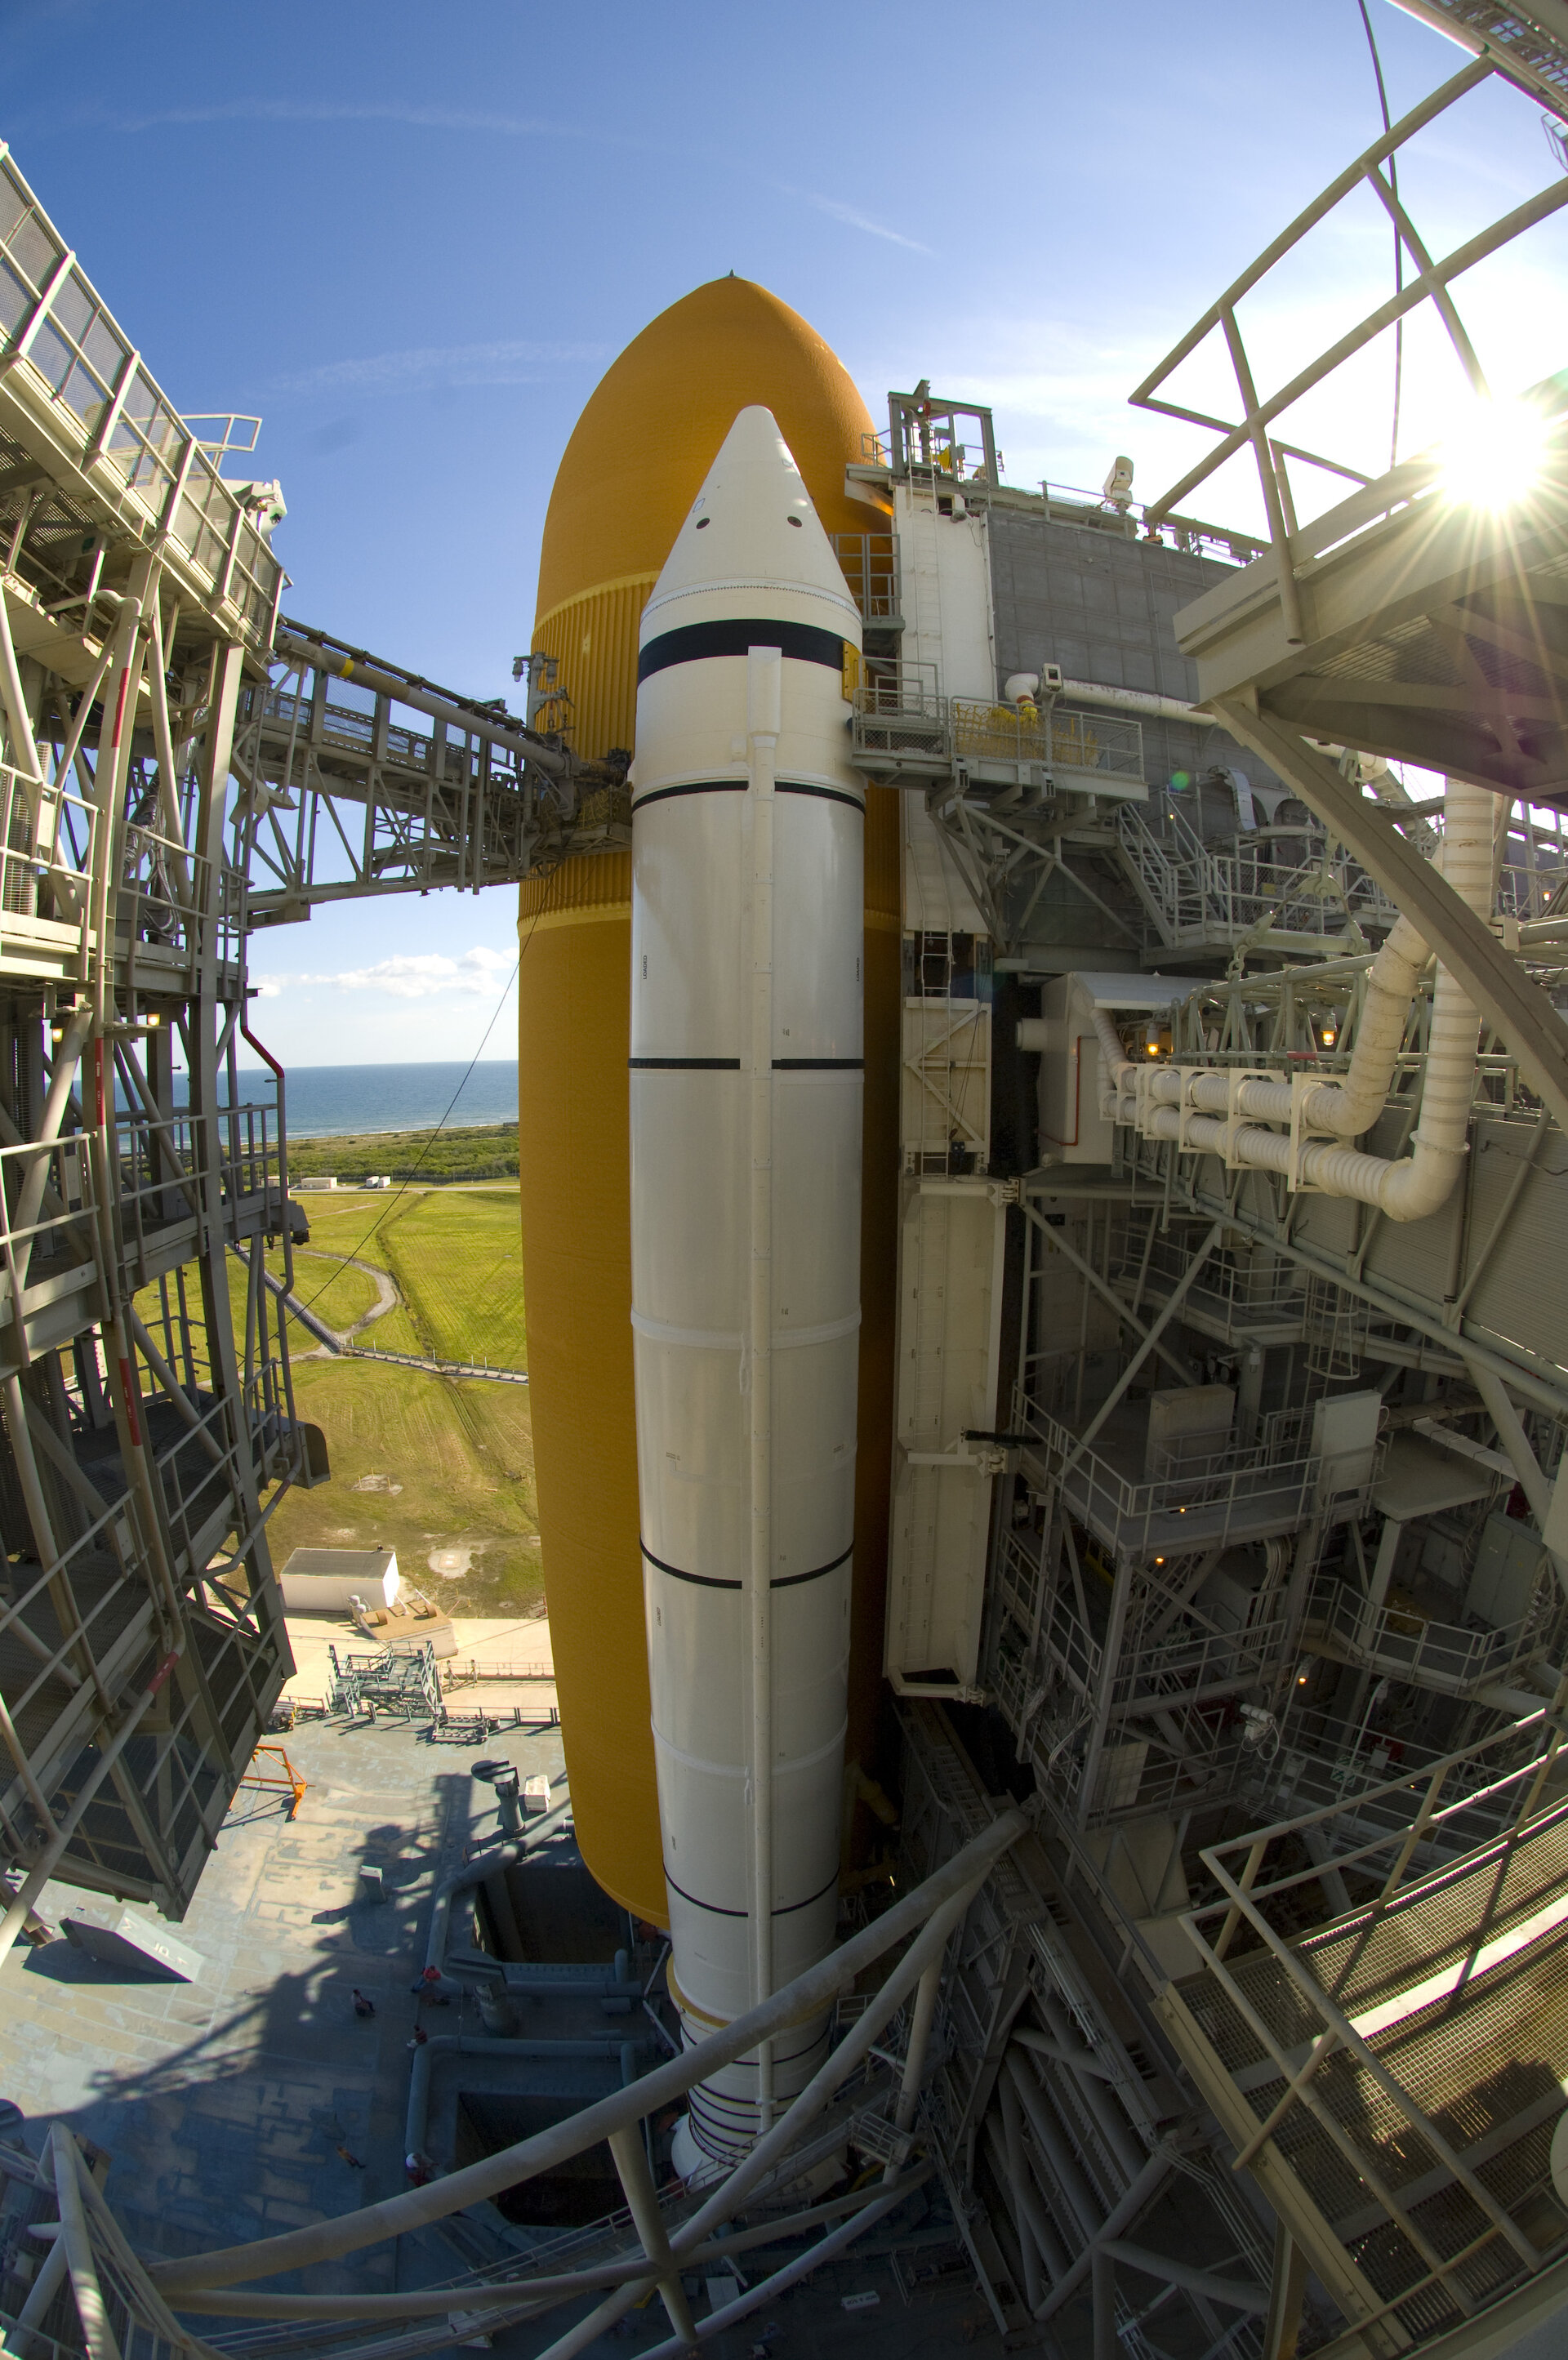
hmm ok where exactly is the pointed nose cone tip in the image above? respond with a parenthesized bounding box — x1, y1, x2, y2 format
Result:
(704, 402, 800, 498)
(644, 403, 859, 625)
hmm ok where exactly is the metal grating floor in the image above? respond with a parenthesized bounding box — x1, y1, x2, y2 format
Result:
(1174, 1802, 1568, 2336)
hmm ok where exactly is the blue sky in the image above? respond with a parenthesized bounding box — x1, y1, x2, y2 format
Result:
(7, 0, 1565, 1064)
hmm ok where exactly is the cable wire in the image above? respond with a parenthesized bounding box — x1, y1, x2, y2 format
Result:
(292, 899, 543, 1315)
(1356, 0, 1405, 471)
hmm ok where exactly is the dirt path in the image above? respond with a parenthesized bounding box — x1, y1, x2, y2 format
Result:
(245, 1245, 527, 1383)
(334, 1254, 400, 1338)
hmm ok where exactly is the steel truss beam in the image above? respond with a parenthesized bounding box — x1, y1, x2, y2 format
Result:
(1212, 704, 1568, 1137)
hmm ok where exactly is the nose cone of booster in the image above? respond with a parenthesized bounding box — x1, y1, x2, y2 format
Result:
(630, 409, 863, 2157)
(635, 405, 862, 799)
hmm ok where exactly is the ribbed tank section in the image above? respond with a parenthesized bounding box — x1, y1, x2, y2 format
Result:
(515, 848, 665, 1926)
(519, 278, 891, 1943)
(531, 577, 657, 764)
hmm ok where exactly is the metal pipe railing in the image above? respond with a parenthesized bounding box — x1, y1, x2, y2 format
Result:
(150, 1805, 1027, 2301)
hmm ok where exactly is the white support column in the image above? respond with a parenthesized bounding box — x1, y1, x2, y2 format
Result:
(746, 641, 780, 2131)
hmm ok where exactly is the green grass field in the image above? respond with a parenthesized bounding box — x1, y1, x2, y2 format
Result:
(289, 1123, 517, 1182)
(136, 1170, 541, 1615)
(261, 1352, 541, 1620)
(374, 1192, 528, 1369)
(286, 1252, 379, 1333)
(285, 1187, 527, 1367)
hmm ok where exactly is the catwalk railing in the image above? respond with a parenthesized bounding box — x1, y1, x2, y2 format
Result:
(1116, 797, 1400, 951)
(1013, 1387, 1332, 1559)
(1302, 1571, 1552, 1699)
(1034, 1701, 1568, 2352)
(1113, 1225, 1305, 1341)
(228, 624, 599, 922)
(0, 148, 283, 649)
(851, 681, 1143, 786)
(1166, 1712, 1568, 2350)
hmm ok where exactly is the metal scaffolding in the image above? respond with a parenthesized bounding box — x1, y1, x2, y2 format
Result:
(0, 144, 613, 1942)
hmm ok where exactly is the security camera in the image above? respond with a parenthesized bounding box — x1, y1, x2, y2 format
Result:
(1102, 456, 1134, 509)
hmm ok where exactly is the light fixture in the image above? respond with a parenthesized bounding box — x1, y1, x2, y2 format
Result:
(1438, 394, 1550, 513)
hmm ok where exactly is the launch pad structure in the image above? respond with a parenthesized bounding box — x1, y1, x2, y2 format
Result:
(4, 11, 1568, 2359)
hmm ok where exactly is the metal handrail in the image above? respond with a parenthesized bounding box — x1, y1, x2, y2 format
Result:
(1115, 1612, 1292, 1704)
(141, 1806, 1027, 2360)
(1129, 57, 1568, 590)
(1302, 1572, 1546, 1694)
(852, 684, 1144, 786)
(1117, 799, 1399, 946)
(1016, 1391, 1328, 1557)
(0, 147, 283, 643)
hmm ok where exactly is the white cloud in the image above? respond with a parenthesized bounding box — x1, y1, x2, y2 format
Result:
(791, 191, 934, 255)
(271, 340, 608, 396)
(101, 97, 938, 265)
(105, 98, 614, 145)
(255, 946, 518, 1003)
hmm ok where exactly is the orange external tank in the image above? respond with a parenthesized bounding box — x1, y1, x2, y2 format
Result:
(519, 275, 898, 1926)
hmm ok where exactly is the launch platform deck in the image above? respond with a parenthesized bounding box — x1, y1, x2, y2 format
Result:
(0, 1716, 991, 2360)
(0, 1716, 563, 2284)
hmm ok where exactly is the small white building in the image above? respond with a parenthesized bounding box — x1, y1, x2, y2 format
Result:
(279, 1546, 399, 1612)
(294, 1176, 338, 1191)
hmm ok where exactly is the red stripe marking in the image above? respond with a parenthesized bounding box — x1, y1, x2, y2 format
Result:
(145, 1650, 180, 1697)
(118, 1358, 140, 1446)
(109, 666, 131, 750)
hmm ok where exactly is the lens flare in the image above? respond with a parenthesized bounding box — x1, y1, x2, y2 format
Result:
(1439, 397, 1549, 511)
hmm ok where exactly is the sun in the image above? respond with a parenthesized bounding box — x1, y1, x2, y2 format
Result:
(1436, 394, 1552, 511)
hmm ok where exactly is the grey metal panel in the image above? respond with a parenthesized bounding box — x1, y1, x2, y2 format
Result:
(1286, 1192, 1359, 1262)
(1463, 1121, 1568, 1365)
(1254, 1112, 1568, 1381)
(987, 508, 1283, 791)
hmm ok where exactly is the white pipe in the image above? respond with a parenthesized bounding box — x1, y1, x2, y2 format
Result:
(1096, 779, 1494, 1221)
(11, 2224, 70, 2357)
(1058, 677, 1209, 724)
(12, 1007, 94, 1289)
(608, 2123, 699, 2347)
(421, 1788, 573, 1974)
(149, 1815, 1022, 2298)
(0, 576, 48, 808)
(177, 2179, 928, 2320)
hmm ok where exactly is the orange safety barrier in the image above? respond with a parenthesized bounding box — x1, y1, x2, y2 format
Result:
(240, 1744, 308, 1820)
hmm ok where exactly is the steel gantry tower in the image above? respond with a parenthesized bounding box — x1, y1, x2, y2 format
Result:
(0, 146, 601, 1941)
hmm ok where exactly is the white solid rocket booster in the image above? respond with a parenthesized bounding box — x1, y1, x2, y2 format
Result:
(630, 406, 864, 2171)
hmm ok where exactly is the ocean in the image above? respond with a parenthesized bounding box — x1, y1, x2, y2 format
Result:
(183, 1060, 519, 1141)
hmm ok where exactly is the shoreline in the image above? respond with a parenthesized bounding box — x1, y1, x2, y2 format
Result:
(287, 1120, 519, 1184)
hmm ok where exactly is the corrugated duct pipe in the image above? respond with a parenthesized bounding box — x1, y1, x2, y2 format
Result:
(1097, 778, 1493, 1222)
